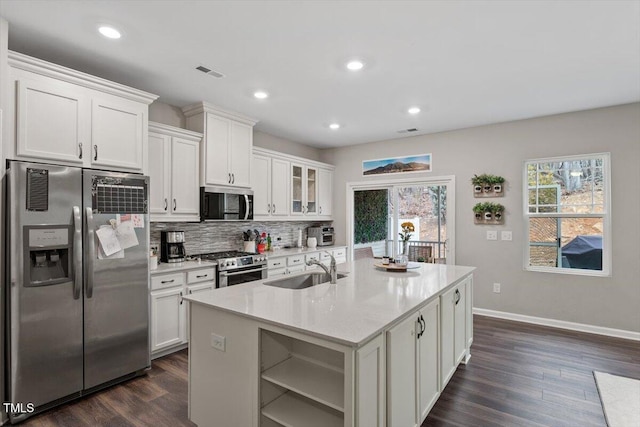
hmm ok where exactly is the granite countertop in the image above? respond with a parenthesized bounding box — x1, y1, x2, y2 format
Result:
(151, 259, 217, 275)
(265, 245, 347, 258)
(184, 258, 475, 347)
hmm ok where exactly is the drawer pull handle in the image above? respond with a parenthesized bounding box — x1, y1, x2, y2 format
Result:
(196, 274, 208, 278)
(161, 279, 175, 284)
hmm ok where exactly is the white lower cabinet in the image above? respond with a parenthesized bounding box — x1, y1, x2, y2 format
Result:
(150, 286, 186, 353)
(267, 247, 349, 278)
(440, 277, 468, 389)
(150, 266, 215, 357)
(387, 298, 440, 427)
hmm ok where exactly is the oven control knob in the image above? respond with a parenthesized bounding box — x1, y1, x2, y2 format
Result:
(231, 260, 237, 266)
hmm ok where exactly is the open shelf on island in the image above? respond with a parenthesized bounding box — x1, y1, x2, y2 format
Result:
(262, 392, 343, 427)
(262, 356, 344, 412)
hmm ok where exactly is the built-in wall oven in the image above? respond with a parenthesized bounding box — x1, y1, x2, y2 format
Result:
(192, 251, 268, 287)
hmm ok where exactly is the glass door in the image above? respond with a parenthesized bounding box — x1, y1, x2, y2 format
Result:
(291, 164, 303, 214)
(306, 167, 317, 214)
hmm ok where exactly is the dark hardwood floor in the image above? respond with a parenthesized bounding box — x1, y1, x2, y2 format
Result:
(20, 315, 640, 426)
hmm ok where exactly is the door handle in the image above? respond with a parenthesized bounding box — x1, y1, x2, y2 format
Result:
(179, 291, 183, 305)
(228, 173, 232, 184)
(268, 204, 271, 213)
(164, 198, 168, 211)
(93, 145, 98, 161)
(232, 173, 235, 184)
(273, 204, 276, 213)
(78, 143, 83, 159)
(455, 289, 461, 305)
(72, 206, 82, 299)
(85, 207, 95, 299)
(319, 206, 322, 214)
(173, 198, 177, 211)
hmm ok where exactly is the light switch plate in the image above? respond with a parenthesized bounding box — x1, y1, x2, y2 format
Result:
(493, 283, 501, 293)
(501, 231, 513, 241)
(487, 230, 498, 241)
(211, 333, 226, 352)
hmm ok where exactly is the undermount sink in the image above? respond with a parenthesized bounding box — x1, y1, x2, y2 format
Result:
(263, 272, 347, 289)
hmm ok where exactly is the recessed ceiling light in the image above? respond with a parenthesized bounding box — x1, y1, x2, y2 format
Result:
(346, 60, 364, 71)
(254, 91, 268, 99)
(408, 107, 421, 115)
(329, 123, 340, 130)
(98, 26, 121, 39)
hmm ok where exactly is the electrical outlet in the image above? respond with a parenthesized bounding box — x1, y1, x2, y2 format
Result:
(493, 283, 501, 293)
(211, 333, 226, 352)
(487, 230, 498, 241)
(501, 231, 513, 241)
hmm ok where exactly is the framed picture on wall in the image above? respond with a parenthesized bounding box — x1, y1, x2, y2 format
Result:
(362, 153, 432, 176)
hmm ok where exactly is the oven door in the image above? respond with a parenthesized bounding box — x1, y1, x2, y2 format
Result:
(218, 265, 267, 287)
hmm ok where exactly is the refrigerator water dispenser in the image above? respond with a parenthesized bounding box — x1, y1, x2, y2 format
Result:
(24, 226, 71, 286)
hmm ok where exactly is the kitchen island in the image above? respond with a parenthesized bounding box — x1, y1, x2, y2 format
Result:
(184, 258, 475, 427)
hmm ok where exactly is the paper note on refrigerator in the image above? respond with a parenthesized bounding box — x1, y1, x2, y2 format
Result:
(115, 220, 139, 250)
(96, 226, 122, 256)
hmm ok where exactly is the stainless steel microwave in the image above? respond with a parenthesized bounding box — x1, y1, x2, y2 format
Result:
(200, 186, 253, 221)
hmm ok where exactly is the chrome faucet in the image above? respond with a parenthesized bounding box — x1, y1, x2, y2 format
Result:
(306, 251, 338, 284)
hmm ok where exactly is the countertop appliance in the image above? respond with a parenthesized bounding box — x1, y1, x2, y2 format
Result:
(192, 251, 267, 287)
(161, 230, 186, 263)
(5, 161, 150, 423)
(200, 186, 253, 221)
(307, 226, 335, 246)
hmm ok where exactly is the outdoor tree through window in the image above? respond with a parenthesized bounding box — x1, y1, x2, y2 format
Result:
(524, 153, 610, 275)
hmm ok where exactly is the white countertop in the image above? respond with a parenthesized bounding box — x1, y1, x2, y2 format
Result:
(185, 258, 475, 346)
(264, 245, 346, 258)
(150, 259, 217, 275)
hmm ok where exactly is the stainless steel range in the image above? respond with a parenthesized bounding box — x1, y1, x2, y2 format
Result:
(193, 251, 268, 287)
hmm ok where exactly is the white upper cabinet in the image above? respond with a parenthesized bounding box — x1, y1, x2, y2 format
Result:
(252, 147, 334, 221)
(8, 51, 157, 172)
(318, 167, 333, 217)
(183, 102, 257, 188)
(252, 153, 289, 219)
(148, 122, 202, 222)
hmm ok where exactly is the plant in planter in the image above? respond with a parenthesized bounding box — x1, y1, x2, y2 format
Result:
(483, 204, 493, 220)
(471, 175, 485, 193)
(472, 202, 486, 221)
(490, 175, 505, 193)
(491, 203, 505, 221)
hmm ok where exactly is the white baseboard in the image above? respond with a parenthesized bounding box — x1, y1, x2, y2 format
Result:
(473, 308, 640, 342)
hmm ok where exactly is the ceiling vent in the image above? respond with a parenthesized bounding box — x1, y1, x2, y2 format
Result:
(196, 65, 225, 78)
(397, 128, 418, 134)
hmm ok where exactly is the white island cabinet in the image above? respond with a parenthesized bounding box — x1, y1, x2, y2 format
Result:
(185, 259, 474, 427)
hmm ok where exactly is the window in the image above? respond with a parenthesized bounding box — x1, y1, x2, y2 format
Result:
(524, 153, 610, 276)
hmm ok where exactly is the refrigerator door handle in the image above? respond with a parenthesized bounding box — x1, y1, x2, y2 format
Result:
(85, 207, 95, 299)
(73, 206, 82, 299)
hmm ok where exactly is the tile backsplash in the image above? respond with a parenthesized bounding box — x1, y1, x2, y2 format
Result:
(151, 221, 332, 255)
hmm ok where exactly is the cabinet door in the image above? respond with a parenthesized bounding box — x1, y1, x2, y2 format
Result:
(204, 114, 231, 185)
(229, 121, 252, 187)
(150, 287, 186, 353)
(91, 96, 145, 171)
(418, 299, 440, 423)
(305, 166, 318, 215)
(465, 276, 474, 352)
(290, 163, 304, 215)
(387, 314, 419, 427)
(440, 286, 456, 389)
(318, 168, 333, 217)
(251, 154, 271, 216)
(171, 137, 200, 216)
(356, 334, 385, 427)
(454, 283, 467, 365)
(185, 282, 214, 342)
(148, 132, 171, 216)
(16, 78, 87, 164)
(270, 157, 289, 217)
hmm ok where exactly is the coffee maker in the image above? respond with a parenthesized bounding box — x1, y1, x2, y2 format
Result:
(161, 231, 186, 263)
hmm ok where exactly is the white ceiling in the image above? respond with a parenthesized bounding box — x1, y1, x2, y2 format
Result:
(1, 1, 639, 148)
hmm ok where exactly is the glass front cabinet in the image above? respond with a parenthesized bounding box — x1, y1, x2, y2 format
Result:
(291, 163, 317, 215)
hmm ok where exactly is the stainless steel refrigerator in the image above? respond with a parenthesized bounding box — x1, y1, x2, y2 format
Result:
(5, 160, 150, 423)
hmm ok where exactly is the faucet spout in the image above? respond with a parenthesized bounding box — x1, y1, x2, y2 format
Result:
(305, 251, 338, 284)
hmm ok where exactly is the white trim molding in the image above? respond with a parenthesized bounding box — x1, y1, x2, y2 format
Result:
(474, 308, 640, 341)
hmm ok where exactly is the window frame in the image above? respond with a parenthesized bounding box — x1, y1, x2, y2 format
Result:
(523, 152, 611, 276)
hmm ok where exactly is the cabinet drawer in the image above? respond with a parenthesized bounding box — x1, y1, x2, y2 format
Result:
(151, 272, 185, 291)
(288, 264, 305, 274)
(268, 258, 286, 269)
(332, 248, 346, 259)
(305, 252, 320, 263)
(268, 267, 287, 278)
(187, 268, 215, 284)
(287, 255, 305, 266)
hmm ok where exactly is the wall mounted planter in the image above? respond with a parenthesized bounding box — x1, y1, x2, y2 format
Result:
(473, 202, 505, 225)
(471, 174, 505, 198)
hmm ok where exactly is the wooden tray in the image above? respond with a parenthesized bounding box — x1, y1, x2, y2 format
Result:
(374, 263, 408, 272)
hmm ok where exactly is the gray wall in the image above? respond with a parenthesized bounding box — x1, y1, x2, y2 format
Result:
(321, 103, 640, 333)
(149, 100, 186, 128)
